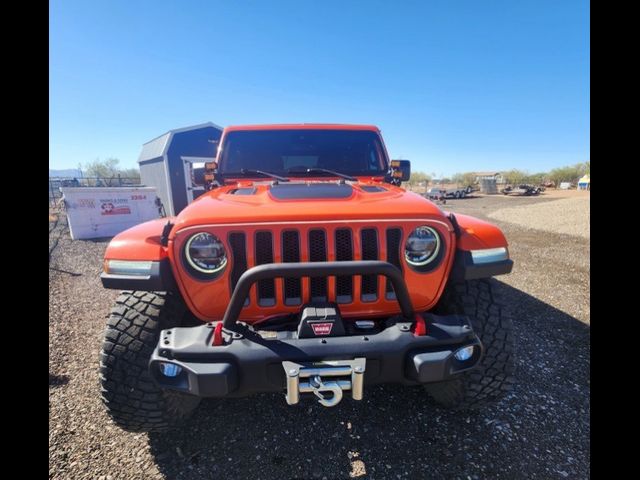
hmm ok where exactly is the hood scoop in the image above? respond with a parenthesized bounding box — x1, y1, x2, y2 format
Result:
(229, 187, 257, 195)
(360, 185, 387, 193)
(269, 183, 353, 200)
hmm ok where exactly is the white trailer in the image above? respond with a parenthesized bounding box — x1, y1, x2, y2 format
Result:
(426, 185, 472, 200)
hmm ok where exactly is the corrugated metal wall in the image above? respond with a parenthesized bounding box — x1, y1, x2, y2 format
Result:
(480, 178, 498, 194)
(167, 127, 222, 214)
(139, 160, 172, 215)
(137, 124, 223, 216)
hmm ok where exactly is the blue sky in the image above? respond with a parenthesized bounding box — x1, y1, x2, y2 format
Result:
(50, 0, 589, 176)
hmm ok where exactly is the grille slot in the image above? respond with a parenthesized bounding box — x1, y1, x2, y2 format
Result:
(386, 228, 403, 299)
(282, 231, 302, 305)
(309, 230, 328, 301)
(360, 228, 378, 301)
(255, 231, 275, 306)
(228, 233, 248, 306)
(335, 228, 353, 303)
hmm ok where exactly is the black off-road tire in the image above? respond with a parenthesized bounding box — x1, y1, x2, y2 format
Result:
(99, 291, 201, 432)
(424, 279, 515, 409)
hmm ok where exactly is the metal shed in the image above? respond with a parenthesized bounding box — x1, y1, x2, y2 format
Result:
(138, 122, 223, 216)
(578, 174, 590, 190)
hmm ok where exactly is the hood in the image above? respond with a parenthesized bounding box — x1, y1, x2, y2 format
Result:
(172, 181, 447, 230)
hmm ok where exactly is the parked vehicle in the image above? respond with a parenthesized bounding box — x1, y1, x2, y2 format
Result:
(99, 124, 515, 432)
(426, 185, 472, 200)
(501, 184, 541, 196)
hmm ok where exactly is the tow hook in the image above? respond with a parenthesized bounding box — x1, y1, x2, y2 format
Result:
(309, 375, 343, 407)
(282, 358, 366, 407)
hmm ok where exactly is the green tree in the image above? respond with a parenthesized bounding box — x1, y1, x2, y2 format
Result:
(121, 167, 141, 183)
(503, 169, 528, 185)
(83, 158, 141, 186)
(409, 171, 432, 186)
(523, 172, 546, 185)
(548, 163, 586, 186)
(452, 172, 477, 186)
(84, 158, 120, 186)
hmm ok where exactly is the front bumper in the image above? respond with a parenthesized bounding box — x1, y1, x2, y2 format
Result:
(150, 313, 482, 399)
(149, 260, 483, 405)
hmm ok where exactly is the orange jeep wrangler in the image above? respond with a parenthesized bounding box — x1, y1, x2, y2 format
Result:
(99, 124, 514, 432)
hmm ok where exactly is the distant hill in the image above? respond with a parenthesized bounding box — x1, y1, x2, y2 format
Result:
(50, 169, 82, 178)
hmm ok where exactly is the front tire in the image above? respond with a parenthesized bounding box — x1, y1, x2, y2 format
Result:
(99, 291, 201, 432)
(424, 279, 515, 409)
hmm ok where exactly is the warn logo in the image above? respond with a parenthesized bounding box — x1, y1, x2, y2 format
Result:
(310, 322, 334, 336)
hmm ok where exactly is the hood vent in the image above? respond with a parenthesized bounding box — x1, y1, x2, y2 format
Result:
(269, 183, 353, 200)
(361, 185, 387, 193)
(229, 187, 257, 195)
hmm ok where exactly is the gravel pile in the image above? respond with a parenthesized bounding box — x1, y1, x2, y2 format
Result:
(487, 197, 590, 239)
(49, 195, 589, 479)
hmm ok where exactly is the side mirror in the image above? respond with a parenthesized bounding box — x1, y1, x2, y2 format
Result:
(192, 166, 206, 186)
(390, 160, 411, 182)
(190, 161, 218, 187)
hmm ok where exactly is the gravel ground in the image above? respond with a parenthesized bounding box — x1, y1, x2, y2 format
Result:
(49, 193, 590, 479)
(487, 196, 590, 239)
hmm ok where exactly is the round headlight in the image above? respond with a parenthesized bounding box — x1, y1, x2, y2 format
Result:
(185, 232, 227, 274)
(404, 226, 440, 266)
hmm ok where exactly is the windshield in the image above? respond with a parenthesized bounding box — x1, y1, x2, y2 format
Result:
(218, 129, 389, 177)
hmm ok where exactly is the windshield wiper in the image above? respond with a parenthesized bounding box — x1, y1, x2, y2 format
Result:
(224, 169, 290, 182)
(287, 167, 357, 182)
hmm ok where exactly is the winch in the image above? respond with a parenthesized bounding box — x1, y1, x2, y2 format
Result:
(282, 358, 366, 407)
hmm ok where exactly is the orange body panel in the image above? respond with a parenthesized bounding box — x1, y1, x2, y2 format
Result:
(103, 124, 510, 324)
(171, 183, 446, 230)
(104, 218, 171, 261)
(454, 213, 509, 251)
(169, 218, 455, 322)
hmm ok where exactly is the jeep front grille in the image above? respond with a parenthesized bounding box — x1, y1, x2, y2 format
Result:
(282, 231, 302, 305)
(335, 228, 354, 303)
(308, 229, 328, 302)
(255, 231, 276, 306)
(228, 226, 403, 307)
(360, 228, 379, 301)
(228, 232, 247, 294)
(385, 228, 403, 299)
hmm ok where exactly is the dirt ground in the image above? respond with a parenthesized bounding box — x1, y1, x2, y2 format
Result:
(49, 191, 590, 479)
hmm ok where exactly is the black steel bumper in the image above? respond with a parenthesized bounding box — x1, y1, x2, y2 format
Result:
(150, 313, 482, 398)
(148, 260, 483, 400)
(222, 260, 415, 328)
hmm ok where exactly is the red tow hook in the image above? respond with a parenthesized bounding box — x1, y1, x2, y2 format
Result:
(413, 314, 427, 336)
(211, 322, 224, 346)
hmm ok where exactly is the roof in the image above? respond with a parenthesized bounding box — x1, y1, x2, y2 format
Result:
(138, 122, 224, 162)
(474, 171, 502, 177)
(223, 123, 380, 132)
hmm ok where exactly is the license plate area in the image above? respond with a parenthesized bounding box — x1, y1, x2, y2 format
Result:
(282, 358, 366, 407)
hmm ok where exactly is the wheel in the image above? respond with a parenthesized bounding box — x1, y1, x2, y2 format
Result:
(99, 291, 201, 432)
(424, 279, 515, 409)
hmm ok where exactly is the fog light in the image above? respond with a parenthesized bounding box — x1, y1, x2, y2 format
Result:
(159, 362, 182, 377)
(454, 346, 475, 362)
